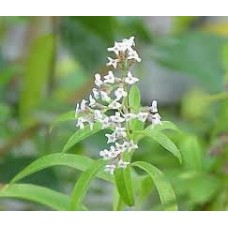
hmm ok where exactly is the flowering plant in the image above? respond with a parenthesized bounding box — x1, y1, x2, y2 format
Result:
(0, 37, 181, 211)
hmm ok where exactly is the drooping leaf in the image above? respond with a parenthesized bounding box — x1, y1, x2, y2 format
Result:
(129, 85, 141, 111)
(132, 161, 177, 211)
(19, 34, 54, 125)
(70, 159, 107, 210)
(11, 154, 113, 184)
(0, 184, 70, 211)
(114, 166, 135, 207)
(62, 122, 102, 153)
(50, 111, 75, 132)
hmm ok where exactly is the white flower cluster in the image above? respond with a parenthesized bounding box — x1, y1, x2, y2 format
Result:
(75, 37, 162, 174)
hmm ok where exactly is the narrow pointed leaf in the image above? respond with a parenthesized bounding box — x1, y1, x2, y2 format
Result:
(70, 159, 107, 210)
(0, 184, 70, 211)
(132, 161, 177, 211)
(62, 122, 102, 153)
(114, 166, 135, 207)
(145, 121, 180, 132)
(129, 85, 141, 111)
(11, 154, 113, 183)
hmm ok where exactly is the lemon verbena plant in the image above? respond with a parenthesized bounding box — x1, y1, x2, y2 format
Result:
(0, 37, 181, 211)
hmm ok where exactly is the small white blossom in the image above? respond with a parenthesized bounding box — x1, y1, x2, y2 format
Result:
(95, 74, 103, 87)
(106, 57, 119, 69)
(123, 36, 135, 48)
(114, 87, 127, 101)
(99, 149, 110, 160)
(100, 91, 111, 102)
(110, 112, 125, 123)
(92, 88, 100, 99)
(80, 99, 88, 111)
(127, 140, 138, 152)
(127, 50, 141, 62)
(151, 113, 162, 126)
(114, 127, 127, 138)
(104, 71, 115, 84)
(100, 116, 110, 129)
(118, 160, 130, 169)
(108, 100, 121, 109)
(115, 141, 129, 152)
(108, 146, 121, 158)
(107, 42, 122, 55)
(137, 112, 149, 122)
(76, 117, 86, 129)
(94, 110, 103, 121)
(150, 100, 158, 113)
(89, 95, 96, 107)
(125, 71, 139, 85)
(104, 164, 116, 175)
(88, 120, 94, 130)
(105, 133, 117, 143)
(124, 113, 137, 121)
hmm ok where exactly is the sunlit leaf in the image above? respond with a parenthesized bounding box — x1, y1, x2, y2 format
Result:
(132, 161, 177, 211)
(62, 122, 102, 153)
(70, 159, 107, 210)
(115, 166, 135, 207)
(11, 154, 113, 184)
(0, 184, 70, 211)
(129, 85, 141, 111)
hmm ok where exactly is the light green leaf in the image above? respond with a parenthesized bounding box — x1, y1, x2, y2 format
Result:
(132, 161, 177, 211)
(50, 111, 75, 132)
(11, 154, 113, 183)
(19, 34, 54, 125)
(0, 184, 70, 211)
(114, 166, 135, 207)
(70, 159, 107, 210)
(146, 121, 180, 132)
(62, 122, 102, 153)
(129, 85, 141, 111)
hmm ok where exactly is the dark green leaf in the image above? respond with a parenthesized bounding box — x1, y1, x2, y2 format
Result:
(70, 159, 107, 210)
(114, 166, 135, 207)
(62, 122, 102, 153)
(11, 154, 113, 183)
(132, 161, 177, 211)
(0, 184, 70, 211)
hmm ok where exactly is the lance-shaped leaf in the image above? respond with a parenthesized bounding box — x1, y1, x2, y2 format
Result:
(129, 85, 141, 111)
(11, 154, 113, 184)
(62, 122, 102, 153)
(70, 159, 107, 210)
(132, 161, 177, 211)
(0, 184, 70, 211)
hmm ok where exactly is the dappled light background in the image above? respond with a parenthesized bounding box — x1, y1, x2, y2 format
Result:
(0, 16, 228, 210)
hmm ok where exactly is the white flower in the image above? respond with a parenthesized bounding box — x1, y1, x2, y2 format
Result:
(124, 113, 137, 121)
(108, 146, 121, 158)
(80, 99, 88, 111)
(88, 120, 94, 130)
(115, 141, 129, 152)
(94, 110, 103, 121)
(114, 87, 127, 101)
(150, 100, 158, 113)
(92, 88, 100, 99)
(104, 164, 116, 175)
(108, 100, 121, 109)
(105, 132, 117, 143)
(76, 117, 86, 129)
(151, 113, 162, 126)
(100, 116, 110, 129)
(95, 73, 103, 87)
(137, 112, 148, 122)
(114, 127, 127, 138)
(123, 36, 135, 48)
(127, 140, 138, 152)
(104, 71, 115, 84)
(106, 57, 119, 69)
(118, 160, 130, 169)
(125, 72, 139, 85)
(89, 95, 96, 107)
(110, 112, 125, 123)
(100, 91, 111, 102)
(127, 50, 141, 62)
(99, 149, 110, 160)
(107, 42, 122, 55)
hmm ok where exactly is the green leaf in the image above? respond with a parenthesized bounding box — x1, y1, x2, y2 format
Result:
(129, 85, 141, 111)
(147, 121, 180, 132)
(0, 184, 70, 211)
(132, 161, 177, 211)
(50, 111, 75, 132)
(62, 122, 102, 153)
(19, 34, 54, 125)
(11, 154, 113, 184)
(114, 166, 135, 207)
(70, 159, 107, 210)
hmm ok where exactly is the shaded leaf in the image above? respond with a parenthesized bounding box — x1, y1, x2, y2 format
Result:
(11, 154, 113, 184)
(132, 161, 177, 211)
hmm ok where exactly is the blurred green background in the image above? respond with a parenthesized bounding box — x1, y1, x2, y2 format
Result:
(0, 16, 228, 210)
